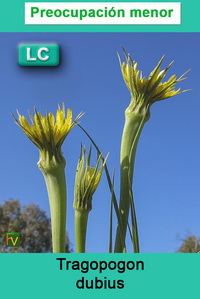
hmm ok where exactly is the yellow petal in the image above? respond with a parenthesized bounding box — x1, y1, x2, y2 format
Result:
(18, 115, 31, 131)
(66, 109, 72, 126)
(48, 113, 55, 128)
(56, 109, 65, 127)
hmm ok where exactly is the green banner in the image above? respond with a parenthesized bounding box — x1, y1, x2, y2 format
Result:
(0, 0, 200, 32)
(1, 253, 199, 298)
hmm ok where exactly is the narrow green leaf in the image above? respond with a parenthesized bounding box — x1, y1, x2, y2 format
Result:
(109, 171, 115, 253)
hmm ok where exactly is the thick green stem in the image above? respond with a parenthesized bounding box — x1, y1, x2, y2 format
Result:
(114, 107, 148, 253)
(75, 210, 89, 253)
(42, 164, 67, 253)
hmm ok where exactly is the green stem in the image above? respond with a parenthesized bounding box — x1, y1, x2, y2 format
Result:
(75, 210, 89, 253)
(114, 107, 148, 253)
(42, 165, 67, 253)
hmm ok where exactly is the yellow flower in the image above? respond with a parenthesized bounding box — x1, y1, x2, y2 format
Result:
(13, 104, 84, 253)
(14, 104, 83, 151)
(73, 146, 106, 212)
(119, 50, 190, 111)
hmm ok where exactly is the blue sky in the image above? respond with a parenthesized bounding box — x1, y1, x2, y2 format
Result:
(0, 32, 198, 253)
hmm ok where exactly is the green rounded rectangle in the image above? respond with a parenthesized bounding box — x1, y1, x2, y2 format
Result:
(18, 44, 60, 66)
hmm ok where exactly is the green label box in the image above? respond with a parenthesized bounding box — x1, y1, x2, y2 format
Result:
(18, 44, 60, 66)
(5, 232, 20, 247)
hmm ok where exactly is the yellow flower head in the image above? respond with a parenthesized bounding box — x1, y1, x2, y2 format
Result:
(14, 103, 83, 152)
(119, 49, 190, 112)
(73, 146, 106, 212)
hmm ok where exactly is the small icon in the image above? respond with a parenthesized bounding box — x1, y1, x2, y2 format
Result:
(5, 232, 20, 247)
(18, 44, 60, 66)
